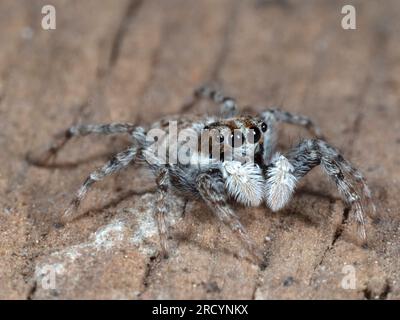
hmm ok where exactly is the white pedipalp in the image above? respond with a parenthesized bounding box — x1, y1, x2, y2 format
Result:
(265, 153, 297, 211)
(222, 161, 265, 207)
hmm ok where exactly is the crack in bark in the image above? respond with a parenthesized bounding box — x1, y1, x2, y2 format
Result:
(26, 280, 37, 300)
(311, 206, 350, 279)
(138, 254, 162, 297)
(137, 201, 189, 298)
(76, 0, 144, 120)
(256, 0, 290, 7)
(209, 0, 240, 83)
(109, 0, 144, 69)
(345, 74, 371, 159)
(251, 275, 264, 300)
(347, 24, 389, 158)
(180, 0, 240, 113)
(331, 207, 350, 248)
(181, 200, 189, 218)
(22, 249, 43, 300)
(131, 14, 173, 123)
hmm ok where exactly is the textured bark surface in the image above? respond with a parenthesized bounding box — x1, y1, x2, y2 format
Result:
(0, 0, 399, 299)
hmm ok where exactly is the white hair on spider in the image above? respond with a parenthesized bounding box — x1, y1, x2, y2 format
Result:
(265, 153, 297, 211)
(222, 161, 265, 207)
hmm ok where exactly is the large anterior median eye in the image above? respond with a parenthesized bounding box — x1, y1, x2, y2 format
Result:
(229, 130, 245, 148)
(247, 126, 261, 144)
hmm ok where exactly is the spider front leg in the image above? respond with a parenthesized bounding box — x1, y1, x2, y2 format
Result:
(154, 167, 171, 258)
(260, 108, 323, 162)
(27, 123, 137, 166)
(182, 85, 238, 118)
(261, 108, 322, 138)
(63, 145, 138, 220)
(264, 139, 375, 243)
(196, 171, 265, 265)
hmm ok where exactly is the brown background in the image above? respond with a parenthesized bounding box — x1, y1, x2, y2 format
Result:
(0, 0, 399, 299)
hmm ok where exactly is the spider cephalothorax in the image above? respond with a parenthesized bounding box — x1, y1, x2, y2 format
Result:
(28, 85, 376, 265)
(201, 116, 267, 162)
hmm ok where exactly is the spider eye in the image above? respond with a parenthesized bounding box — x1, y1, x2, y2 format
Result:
(247, 126, 261, 144)
(261, 122, 268, 132)
(219, 134, 224, 143)
(229, 130, 245, 148)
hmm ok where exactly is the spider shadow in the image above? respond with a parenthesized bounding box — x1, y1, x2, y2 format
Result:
(26, 135, 131, 169)
(26, 150, 117, 169)
(278, 186, 339, 227)
(55, 187, 157, 227)
(172, 202, 269, 268)
(171, 187, 338, 267)
(172, 230, 264, 268)
(295, 187, 338, 203)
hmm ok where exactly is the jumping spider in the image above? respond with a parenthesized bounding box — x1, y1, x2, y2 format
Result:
(28, 85, 376, 264)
